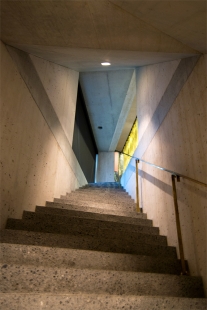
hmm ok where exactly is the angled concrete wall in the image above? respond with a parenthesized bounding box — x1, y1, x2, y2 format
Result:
(121, 56, 207, 294)
(0, 41, 87, 229)
(30, 55, 78, 146)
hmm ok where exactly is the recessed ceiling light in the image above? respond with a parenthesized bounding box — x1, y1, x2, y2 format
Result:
(101, 62, 111, 66)
(98, 126, 103, 129)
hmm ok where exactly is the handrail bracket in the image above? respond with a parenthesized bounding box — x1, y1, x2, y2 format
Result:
(171, 174, 188, 275)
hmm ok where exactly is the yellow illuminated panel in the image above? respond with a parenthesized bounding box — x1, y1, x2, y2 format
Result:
(119, 118, 138, 174)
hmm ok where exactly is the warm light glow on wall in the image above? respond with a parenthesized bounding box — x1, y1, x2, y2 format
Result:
(119, 118, 138, 175)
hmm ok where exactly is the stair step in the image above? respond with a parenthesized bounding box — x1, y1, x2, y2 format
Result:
(20, 211, 154, 231)
(68, 188, 129, 194)
(0, 230, 177, 258)
(36, 205, 147, 221)
(85, 182, 123, 188)
(0, 243, 181, 274)
(80, 186, 125, 191)
(6, 216, 167, 246)
(78, 189, 126, 193)
(24, 209, 151, 228)
(64, 192, 134, 202)
(74, 189, 128, 194)
(0, 264, 204, 298)
(1, 293, 206, 310)
(54, 198, 136, 211)
(6, 212, 157, 234)
(61, 195, 134, 204)
(1, 181, 206, 307)
(45, 201, 142, 218)
(7, 214, 167, 246)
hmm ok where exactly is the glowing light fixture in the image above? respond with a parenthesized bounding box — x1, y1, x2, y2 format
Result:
(101, 62, 111, 66)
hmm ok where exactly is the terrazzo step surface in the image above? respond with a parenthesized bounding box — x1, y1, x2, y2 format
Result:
(61, 195, 134, 205)
(54, 197, 136, 211)
(77, 189, 126, 194)
(36, 205, 147, 221)
(80, 187, 125, 191)
(23, 210, 151, 228)
(7, 212, 155, 232)
(73, 188, 128, 194)
(0, 230, 177, 258)
(69, 187, 127, 193)
(6, 215, 167, 247)
(45, 201, 142, 218)
(0, 263, 204, 298)
(6, 214, 160, 236)
(1, 181, 206, 308)
(84, 182, 122, 188)
(0, 243, 182, 275)
(63, 192, 134, 203)
(1, 293, 206, 310)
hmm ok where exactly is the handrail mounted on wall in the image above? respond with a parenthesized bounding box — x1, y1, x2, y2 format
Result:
(116, 151, 207, 275)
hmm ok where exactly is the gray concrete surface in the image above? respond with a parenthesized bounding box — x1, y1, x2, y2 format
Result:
(1, 293, 206, 310)
(1, 182, 206, 308)
(0, 264, 204, 297)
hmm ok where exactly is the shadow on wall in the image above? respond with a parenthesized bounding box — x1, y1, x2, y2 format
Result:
(140, 170, 207, 203)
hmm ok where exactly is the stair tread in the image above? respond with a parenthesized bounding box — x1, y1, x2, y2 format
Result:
(0, 263, 204, 298)
(2, 181, 206, 303)
(66, 190, 132, 195)
(36, 205, 147, 220)
(0, 229, 177, 258)
(64, 193, 134, 201)
(1, 293, 206, 310)
(6, 214, 166, 247)
(54, 198, 136, 210)
(45, 202, 143, 218)
(23, 210, 152, 227)
(0, 243, 181, 274)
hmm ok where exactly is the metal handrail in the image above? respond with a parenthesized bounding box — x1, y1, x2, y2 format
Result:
(118, 151, 207, 187)
(116, 150, 207, 275)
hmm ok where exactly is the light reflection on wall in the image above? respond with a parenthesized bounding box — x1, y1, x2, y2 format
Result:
(119, 118, 138, 175)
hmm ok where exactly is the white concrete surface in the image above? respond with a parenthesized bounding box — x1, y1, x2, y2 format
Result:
(1, 0, 205, 161)
(136, 60, 180, 142)
(96, 152, 115, 182)
(30, 55, 79, 146)
(115, 1, 206, 53)
(1, 1, 202, 72)
(1, 0, 206, 295)
(0, 41, 87, 230)
(121, 55, 207, 294)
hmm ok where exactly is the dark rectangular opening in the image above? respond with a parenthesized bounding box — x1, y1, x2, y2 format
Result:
(72, 84, 98, 183)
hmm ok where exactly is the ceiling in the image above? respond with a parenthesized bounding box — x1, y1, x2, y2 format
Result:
(1, 0, 206, 151)
(80, 69, 136, 151)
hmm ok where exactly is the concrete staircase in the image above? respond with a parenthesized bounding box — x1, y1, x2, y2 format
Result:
(0, 182, 206, 309)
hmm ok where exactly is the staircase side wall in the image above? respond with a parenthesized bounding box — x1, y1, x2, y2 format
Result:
(96, 152, 115, 182)
(121, 55, 207, 295)
(0, 41, 87, 229)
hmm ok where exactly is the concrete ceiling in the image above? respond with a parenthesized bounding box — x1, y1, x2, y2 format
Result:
(1, 0, 206, 152)
(1, 1, 204, 71)
(80, 69, 136, 151)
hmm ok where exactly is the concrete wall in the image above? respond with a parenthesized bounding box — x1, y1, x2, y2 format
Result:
(121, 55, 207, 294)
(96, 152, 115, 182)
(30, 55, 77, 146)
(0, 41, 87, 229)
